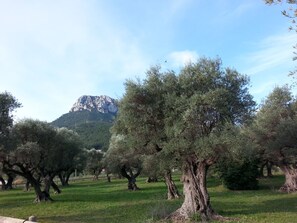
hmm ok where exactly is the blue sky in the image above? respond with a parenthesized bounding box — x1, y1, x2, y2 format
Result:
(0, 0, 296, 122)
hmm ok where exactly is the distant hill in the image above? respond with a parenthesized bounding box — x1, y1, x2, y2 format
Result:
(51, 95, 118, 151)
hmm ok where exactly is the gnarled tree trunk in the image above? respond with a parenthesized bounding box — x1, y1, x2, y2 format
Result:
(164, 170, 180, 200)
(29, 176, 53, 202)
(120, 165, 141, 190)
(279, 165, 297, 192)
(168, 158, 223, 222)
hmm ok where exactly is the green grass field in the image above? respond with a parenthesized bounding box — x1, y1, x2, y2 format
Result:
(0, 175, 297, 223)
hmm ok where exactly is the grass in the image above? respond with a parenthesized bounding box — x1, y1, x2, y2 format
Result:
(0, 175, 297, 223)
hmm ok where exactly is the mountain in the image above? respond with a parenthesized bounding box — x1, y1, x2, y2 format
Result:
(51, 95, 118, 151)
(70, 95, 118, 114)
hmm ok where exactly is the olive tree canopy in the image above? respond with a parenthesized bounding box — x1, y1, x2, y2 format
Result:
(112, 57, 255, 221)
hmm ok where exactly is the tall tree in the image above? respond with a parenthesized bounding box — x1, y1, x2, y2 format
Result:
(0, 92, 21, 190)
(248, 85, 297, 192)
(112, 58, 255, 221)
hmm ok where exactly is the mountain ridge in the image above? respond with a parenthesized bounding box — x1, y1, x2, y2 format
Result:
(70, 95, 118, 114)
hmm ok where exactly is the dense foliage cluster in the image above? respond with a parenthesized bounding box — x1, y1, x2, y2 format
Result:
(109, 57, 256, 221)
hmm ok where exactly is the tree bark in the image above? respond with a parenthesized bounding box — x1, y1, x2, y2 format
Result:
(168, 158, 223, 222)
(51, 181, 61, 194)
(267, 162, 273, 177)
(128, 176, 140, 190)
(0, 176, 6, 190)
(120, 166, 141, 190)
(29, 176, 53, 202)
(106, 173, 111, 182)
(279, 165, 297, 192)
(24, 180, 31, 191)
(58, 173, 70, 186)
(164, 170, 180, 200)
(5, 174, 14, 190)
(146, 176, 158, 183)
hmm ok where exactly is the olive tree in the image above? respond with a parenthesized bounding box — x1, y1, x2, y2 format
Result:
(112, 58, 255, 221)
(85, 148, 104, 180)
(105, 134, 142, 190)
(248, 85, 297, 192)
(1, 119, 83, 202)
(0, 91, 21, 190)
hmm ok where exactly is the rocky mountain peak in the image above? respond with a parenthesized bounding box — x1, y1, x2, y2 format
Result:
(70, 95, 118, 114)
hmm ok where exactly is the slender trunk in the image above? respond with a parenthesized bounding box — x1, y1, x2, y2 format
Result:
(43, 175, 52, 194)
(164, 170, 180, 200)
(65, 172, 71, 186)
(5, 174, 14, 190)
(168, 158, 223, 222)
(51, 181, 61, 194)
(24, 180, 31, 191)
(267, 162, 273, 178)
(279, 165, 297, 192)
(0, 176, 6, 190)
(106, 173, 111, 183)
(58, 173, 66, 186)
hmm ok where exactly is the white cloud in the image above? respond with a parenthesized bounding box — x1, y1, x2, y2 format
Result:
(243, 32, 296, 76)
(168, 50, 199, 68)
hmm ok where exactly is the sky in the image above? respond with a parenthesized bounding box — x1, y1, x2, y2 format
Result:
(0, 0, 296, 122)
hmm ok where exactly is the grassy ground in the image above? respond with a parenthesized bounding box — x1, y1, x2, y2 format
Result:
(0, 175, 296, 223)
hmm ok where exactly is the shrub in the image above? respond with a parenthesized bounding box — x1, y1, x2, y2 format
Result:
(219, 159, 259, 190)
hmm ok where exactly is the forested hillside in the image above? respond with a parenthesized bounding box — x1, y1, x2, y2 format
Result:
(51, 110, 115, 151)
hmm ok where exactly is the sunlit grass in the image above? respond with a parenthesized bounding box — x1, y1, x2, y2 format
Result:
(0, 175, 296, 223)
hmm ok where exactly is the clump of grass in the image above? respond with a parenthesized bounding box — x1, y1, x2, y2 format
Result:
(148, 200, 174, 221)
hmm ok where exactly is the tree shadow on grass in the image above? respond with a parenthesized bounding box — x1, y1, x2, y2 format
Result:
(40, 199, 180, 223)
(213, 195, 297, 217)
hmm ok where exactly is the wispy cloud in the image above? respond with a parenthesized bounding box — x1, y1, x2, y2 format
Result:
(237, 31, 297, 104)
(168, 50, 199, 69)
(243, 32, 296, 76)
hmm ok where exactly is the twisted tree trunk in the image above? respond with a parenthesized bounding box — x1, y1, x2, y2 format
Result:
(120, 166, 141, 190)
(279, 165, 297, 192)
(164, 170, 180, 200)
(168, 157, 224, 222)
(30, 176, 53, 202)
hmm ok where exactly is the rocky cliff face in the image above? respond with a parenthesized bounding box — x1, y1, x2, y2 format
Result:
(70, 95, 118, 114)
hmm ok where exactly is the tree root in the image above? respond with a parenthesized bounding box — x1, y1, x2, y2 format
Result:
(279, 185, 297, 193)
(34, 191, 53, 203)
